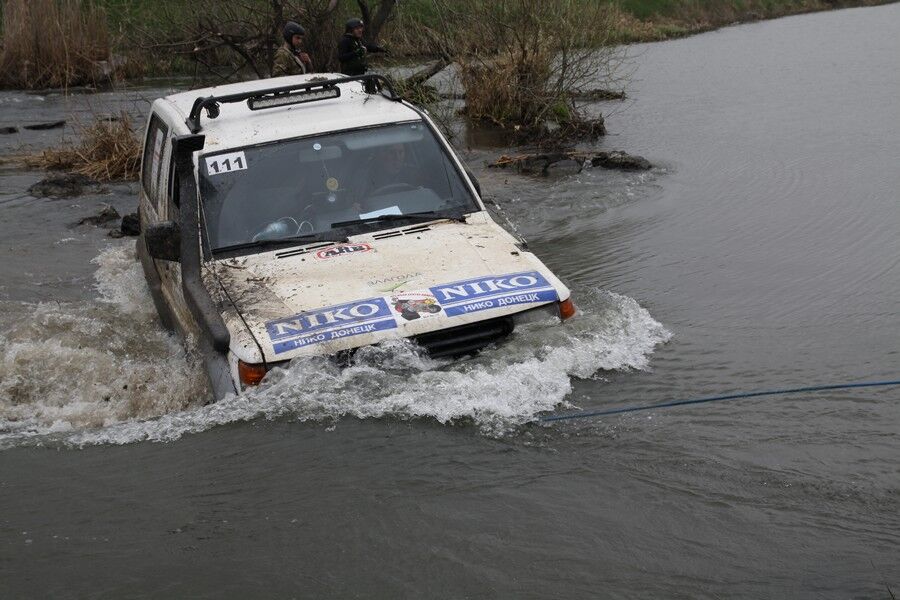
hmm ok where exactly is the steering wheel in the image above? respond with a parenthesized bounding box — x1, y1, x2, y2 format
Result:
(252, 216, 302, 242)
(368, 183, 416, 198)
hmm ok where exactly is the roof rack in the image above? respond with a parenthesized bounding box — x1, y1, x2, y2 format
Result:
(184, 74, 401, 134)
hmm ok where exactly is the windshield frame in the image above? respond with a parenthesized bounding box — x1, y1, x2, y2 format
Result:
(198, 117, 483, 260)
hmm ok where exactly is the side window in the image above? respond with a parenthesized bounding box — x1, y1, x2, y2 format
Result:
(156, 136, 172, 208)
(141, 114, 169, 213)
(168, 159, 180, 219)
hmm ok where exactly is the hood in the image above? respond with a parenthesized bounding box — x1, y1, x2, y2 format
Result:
(212, 213, 570, 363)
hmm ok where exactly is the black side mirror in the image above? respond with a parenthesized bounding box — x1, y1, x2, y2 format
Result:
(464, 166, 482, 197)
(145, 221, 181, 262)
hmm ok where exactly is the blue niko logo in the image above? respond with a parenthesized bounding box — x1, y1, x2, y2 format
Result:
(430, 271, 558, 317)
(266, 297, 397, 354)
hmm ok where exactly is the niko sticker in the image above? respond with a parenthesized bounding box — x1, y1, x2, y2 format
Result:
(430, 271, 558, 317)
(266, 297, 397, 354)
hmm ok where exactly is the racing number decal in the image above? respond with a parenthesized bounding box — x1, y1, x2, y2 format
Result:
(205, 151, 247, 176)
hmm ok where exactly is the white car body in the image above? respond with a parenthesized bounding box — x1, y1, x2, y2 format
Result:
(137, 73, 573, 398)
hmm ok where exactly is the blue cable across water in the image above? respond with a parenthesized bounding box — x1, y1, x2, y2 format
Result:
(539, 380, 900, 423)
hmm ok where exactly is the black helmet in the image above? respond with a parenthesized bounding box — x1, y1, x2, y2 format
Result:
(283, 21, 306, 44)
(345, 18, 364, 32)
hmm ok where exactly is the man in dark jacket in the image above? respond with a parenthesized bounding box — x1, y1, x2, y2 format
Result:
(273, 21, 313, 76)
(337, 18, 385, 76)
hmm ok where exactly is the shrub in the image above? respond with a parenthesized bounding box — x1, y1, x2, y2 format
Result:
(0, 0, 112, 89)
(429, 0, 625, 137)
(26, 114, 141, 181)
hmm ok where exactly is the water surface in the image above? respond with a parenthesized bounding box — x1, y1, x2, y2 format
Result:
(1, 5, 898, 598)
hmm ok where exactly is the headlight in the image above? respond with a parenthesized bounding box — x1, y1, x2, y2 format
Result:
(238, 360, 268, 386)
(558, 297, 576, 320)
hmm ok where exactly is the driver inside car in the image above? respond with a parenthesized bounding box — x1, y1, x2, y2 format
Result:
(361, 143, 423, 206)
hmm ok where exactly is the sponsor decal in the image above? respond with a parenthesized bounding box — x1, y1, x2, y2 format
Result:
(367, 272, 423, 291)
(314, 243, 372, 260)
(430, 271, 558, 317)
(390, 290, 443, 321)
(266, 297, 397, 354)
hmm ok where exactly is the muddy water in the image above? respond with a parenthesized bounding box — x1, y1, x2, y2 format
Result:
(2, 5, 899, 598)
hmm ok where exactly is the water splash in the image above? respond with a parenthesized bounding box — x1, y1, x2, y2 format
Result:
(0, 245, 670, 449)
(0, 245, 208, 448)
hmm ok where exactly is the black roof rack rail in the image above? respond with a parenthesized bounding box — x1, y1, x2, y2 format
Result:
(184, 74, 401, 134)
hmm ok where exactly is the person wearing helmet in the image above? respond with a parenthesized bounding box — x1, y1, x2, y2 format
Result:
(337, 18, 386, 76)
(273, 21, 313, 77)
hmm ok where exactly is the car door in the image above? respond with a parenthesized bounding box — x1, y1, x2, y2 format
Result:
(140, 113, 196, 337)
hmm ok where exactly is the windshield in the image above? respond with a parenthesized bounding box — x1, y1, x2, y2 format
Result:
(198, 121, 478, 252)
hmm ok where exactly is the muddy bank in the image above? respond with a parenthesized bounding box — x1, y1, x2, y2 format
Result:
(490, 150, 652, 176)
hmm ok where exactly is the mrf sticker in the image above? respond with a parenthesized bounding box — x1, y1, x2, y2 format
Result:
(390, 290, 443, 321)
(266, 297, 397, 354)
(430, 271, 558, 317)
(315, 243, 372, 260)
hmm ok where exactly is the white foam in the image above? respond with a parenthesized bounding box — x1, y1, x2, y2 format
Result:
(69, 291, 670, 446)
(1, 244, 671, 448)
(0, 244, 208, 449)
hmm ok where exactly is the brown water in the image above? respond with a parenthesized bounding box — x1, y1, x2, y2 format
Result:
(1, 5, 899, 598)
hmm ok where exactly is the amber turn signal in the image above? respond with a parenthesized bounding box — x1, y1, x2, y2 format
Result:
(558, 297, 577, 321)
(238, 360, 268, 386)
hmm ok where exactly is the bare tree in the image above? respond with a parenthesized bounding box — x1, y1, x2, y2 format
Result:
(143, 0, 401, 82)
(429, 0, 628, 139)
(355, 0, 398, 44)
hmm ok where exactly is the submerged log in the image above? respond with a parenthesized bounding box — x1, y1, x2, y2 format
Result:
(23, 120, 66, 130)
(588, 151, 652, 171)
(489, 149, 652, 175)
(78, 204, 120, 226)
(573, 89, 627, 101)
(28, 173, 97, 198)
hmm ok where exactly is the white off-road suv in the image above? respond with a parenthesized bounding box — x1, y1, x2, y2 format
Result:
(137, 73, 575, 399)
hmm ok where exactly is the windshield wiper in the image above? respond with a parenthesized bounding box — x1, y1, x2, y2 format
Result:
(331, 210, 466, 229)
(214, 232, 347, 254)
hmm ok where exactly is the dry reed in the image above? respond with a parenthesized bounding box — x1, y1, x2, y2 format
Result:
(26, 114, 141, 182)
(0, 0, 111, 89)
(432, 0, 626, 136)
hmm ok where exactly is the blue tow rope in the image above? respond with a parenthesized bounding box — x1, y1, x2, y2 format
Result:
(540, 379, 900, 423)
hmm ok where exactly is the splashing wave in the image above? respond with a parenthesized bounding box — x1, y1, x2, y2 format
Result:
(1, 245, 670, 448)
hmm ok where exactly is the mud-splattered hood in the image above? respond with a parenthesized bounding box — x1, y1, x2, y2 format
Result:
(211, 213, 570, 363)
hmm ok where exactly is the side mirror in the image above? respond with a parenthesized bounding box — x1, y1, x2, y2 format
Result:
(144, 221, 181, 262)
(464, 167, 482, 197)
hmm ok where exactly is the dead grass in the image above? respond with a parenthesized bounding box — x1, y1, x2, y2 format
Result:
(0, 0, 112, 89)
(25, 114, 141, 181)
(429, 0, 625, 137)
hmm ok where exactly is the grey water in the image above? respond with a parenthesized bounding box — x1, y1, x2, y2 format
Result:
(1, 4, 899, 598)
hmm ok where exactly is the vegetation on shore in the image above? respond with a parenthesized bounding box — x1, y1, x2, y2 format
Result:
(0, 0, 113, 89)
(24, 114, 141, 181)
(2, 0, 892, 88)
(2, 0, 895, 163)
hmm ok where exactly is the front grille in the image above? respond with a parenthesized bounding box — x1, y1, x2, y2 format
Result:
(414, 316, 515, 359)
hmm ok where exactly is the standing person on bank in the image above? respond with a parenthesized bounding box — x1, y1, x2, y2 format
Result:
(273, 21, 313, 76)
(337, 18, 386, 76)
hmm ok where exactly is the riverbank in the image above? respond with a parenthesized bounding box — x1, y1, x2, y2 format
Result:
(608, 0, 897, 41)
(383, 0, 899, 46)
(3, 0, 893, 83)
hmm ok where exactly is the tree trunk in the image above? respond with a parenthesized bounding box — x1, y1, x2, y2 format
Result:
(356, 0, 396, 44)
(267, 0, 285, 76)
